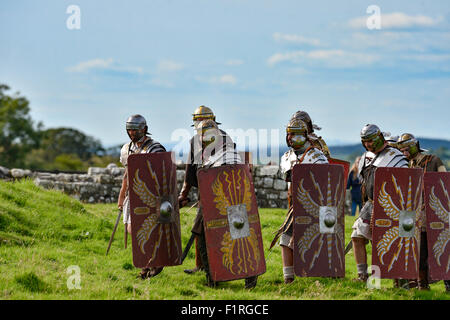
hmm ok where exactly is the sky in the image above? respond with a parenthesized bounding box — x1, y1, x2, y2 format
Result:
(1, 0, 450, 155)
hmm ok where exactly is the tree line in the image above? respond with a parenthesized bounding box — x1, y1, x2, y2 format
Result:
(0, 84, 121, 171)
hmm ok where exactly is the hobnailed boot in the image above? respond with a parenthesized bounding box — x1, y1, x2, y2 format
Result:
(353, 273, 368, 282)
(417, 280, 430, 291)
(284, 277, 294, 284)
(393, 279, 410, 289)
(245, 276, 258, 289)
(184, 266, 204, 274)
(444, 280, 450, 292)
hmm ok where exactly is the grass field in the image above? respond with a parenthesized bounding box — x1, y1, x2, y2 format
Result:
(0, 179, 448, 300)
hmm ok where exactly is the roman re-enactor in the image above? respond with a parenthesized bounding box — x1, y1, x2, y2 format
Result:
(117, 114, 166, 279)
(396, 133, 450, 292)
(351, 124, 408, 283)
(188, 119, 259, 289)
(271, 118, 328, 284)
(178, 106, 222, 275)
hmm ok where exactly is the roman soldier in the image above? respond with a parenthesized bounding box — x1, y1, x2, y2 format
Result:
(187, 119, 259, 288)
(351, 124, 408, 283)
(178, 105, 222, 275)
(396, 133, 449, 291)
(272, 118, 329, 284)
(117, 114, 166, 279)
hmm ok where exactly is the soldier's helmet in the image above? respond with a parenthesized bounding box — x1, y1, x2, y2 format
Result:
(360, 124, 385, 152)
(286, 118, 308, 149)
(192, 105, 221, 127)
(126, 114, 149, 139)
(126, 114, 147, 130)
(290, 110, 314, 134)
(396, 133, 425, 157)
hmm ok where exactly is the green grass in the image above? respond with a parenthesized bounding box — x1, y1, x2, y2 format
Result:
(0, 179, 448, 300)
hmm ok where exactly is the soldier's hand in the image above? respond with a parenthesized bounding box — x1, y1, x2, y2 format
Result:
(178, 195, 190, 208)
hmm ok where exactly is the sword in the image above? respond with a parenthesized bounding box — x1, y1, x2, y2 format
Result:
(106, 209, 123, 256)
(181, 233, 196, 263)
(344, 240, 353, 255)
(180, 201, 199, 263)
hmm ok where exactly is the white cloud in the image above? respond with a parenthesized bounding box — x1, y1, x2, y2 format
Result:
(267, 50, 379, 68)
(156, 59, 184, 72)
(349, 12, 442, 29)
(66, 58, 143, 74)
(273, 32, 322, 46)
(196, 74, 238, 85)
(66, 58, 114, 72)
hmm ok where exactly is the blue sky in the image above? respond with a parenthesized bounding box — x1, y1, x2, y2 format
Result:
(1, 0, 449, 151)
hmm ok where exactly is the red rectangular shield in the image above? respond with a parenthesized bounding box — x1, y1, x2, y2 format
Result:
(292, 164, 346, 277)
(372, 167, 423, 279)
(424, 172, 450, 280)
(329, 158, 350, 216)
(127, 152, 182, 268)
(197, 164, 266, 282)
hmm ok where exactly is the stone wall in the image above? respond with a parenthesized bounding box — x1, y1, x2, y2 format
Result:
(0, 164, 351, 212)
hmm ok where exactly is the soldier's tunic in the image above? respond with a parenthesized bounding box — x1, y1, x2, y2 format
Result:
(278, 145, 328, 249)
(119, 137, 166, 224)
(351, 146, 408, 241)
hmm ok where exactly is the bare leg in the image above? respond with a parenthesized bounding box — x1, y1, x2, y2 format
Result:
(352, 237, 368, 282)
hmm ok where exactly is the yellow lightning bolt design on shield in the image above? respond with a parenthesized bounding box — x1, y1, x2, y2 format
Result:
(310, 171, 324, 206)
(147, 160, 161, 197)
(309, 234, 325, 270)
(392, 175, 405, 210)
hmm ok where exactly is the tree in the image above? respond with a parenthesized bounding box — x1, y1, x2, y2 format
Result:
(0, 84, 41, 168)
(39, 127, 105, 161)
(25, 127, 106, 171)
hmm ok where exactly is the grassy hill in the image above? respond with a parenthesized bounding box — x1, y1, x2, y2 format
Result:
(0, 179, 448, 300)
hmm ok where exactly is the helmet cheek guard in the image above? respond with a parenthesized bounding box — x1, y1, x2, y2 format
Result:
(290, 134, 307, 149)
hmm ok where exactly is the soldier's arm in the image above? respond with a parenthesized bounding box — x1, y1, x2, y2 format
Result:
(434, 155, 447, 172)
(178, 181, 192, 208)
(117, 169, 128, 210)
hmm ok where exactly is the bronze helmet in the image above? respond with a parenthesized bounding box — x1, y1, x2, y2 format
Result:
(360, 124, 385, 152)
(286, 118, 308, 149)
(396, 133, 425, 158)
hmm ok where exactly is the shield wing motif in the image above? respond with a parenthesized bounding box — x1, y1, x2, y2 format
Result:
(197, 164, 266, 282)
(372, 167, 423, 279)
(292, 164, 346, 278)
(127, 152, 182, 268)
(424, 172, 450, 280)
